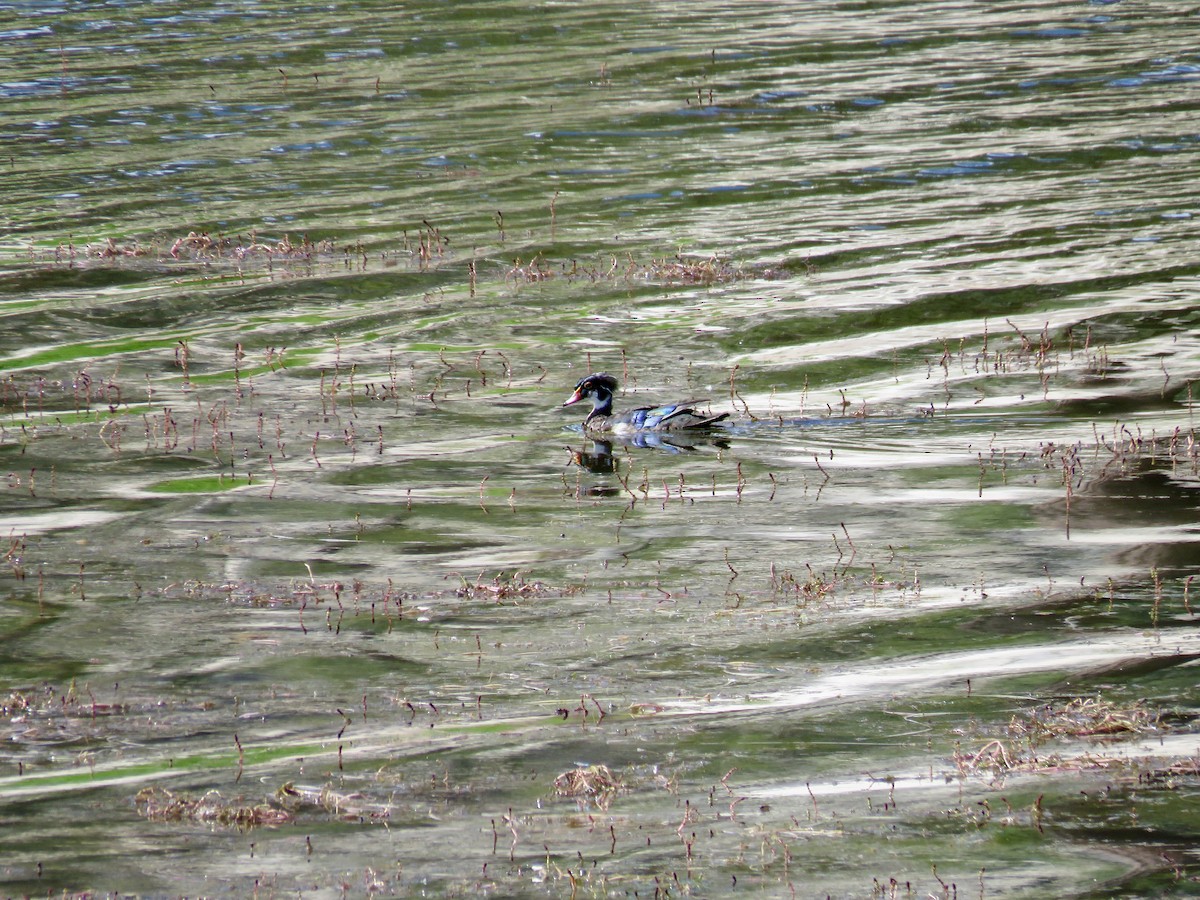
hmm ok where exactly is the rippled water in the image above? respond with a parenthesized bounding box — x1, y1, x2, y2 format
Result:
(3, 1, 1200, 896)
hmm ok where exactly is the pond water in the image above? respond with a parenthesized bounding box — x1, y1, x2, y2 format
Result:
(3, 1, 1200, 896)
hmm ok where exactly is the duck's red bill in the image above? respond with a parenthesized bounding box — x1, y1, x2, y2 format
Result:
(562, 388, 584, 407)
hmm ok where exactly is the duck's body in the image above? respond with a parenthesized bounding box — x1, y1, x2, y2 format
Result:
(562, 373, 730, 434)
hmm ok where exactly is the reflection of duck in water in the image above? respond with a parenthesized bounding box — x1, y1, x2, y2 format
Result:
(567, 427, 731, 475)
(566, 440, 621, 475)
(562, 373, 730, 435)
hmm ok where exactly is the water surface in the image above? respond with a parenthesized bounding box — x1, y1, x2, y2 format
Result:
(3, 1, 1200, 896)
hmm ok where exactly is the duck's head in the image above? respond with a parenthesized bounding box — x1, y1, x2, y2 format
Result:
(562, 372, 618, 414)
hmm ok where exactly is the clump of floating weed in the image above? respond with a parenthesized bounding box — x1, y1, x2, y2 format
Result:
(33, 230, 341, 266)
(645, 254, 747, 284)
(2, 680, 129, 729)
(553, 764, 622, 811)
(1010, 696, 1160, 741)
(136, 786, 293, 827)
(171, 569, 578, 617)
(739, 546, 920, 612)
(1, 690, 34, 717)
(449, 570, 574, 602)
(768, 563, 841, 603)
(101, 230, 338, 262)
(505, 252, 789, 286)
(956, 696, 1163, 782)
(32, 230, 379, 275)
(275, 782, 395, 822)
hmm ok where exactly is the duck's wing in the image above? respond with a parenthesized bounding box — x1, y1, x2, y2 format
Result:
(609, 404, 657, 429)
(634, 400, 729, 430)
(660, 410, 730, 430)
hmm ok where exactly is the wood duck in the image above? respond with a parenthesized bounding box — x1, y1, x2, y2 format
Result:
(562, 373, 730, 434)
